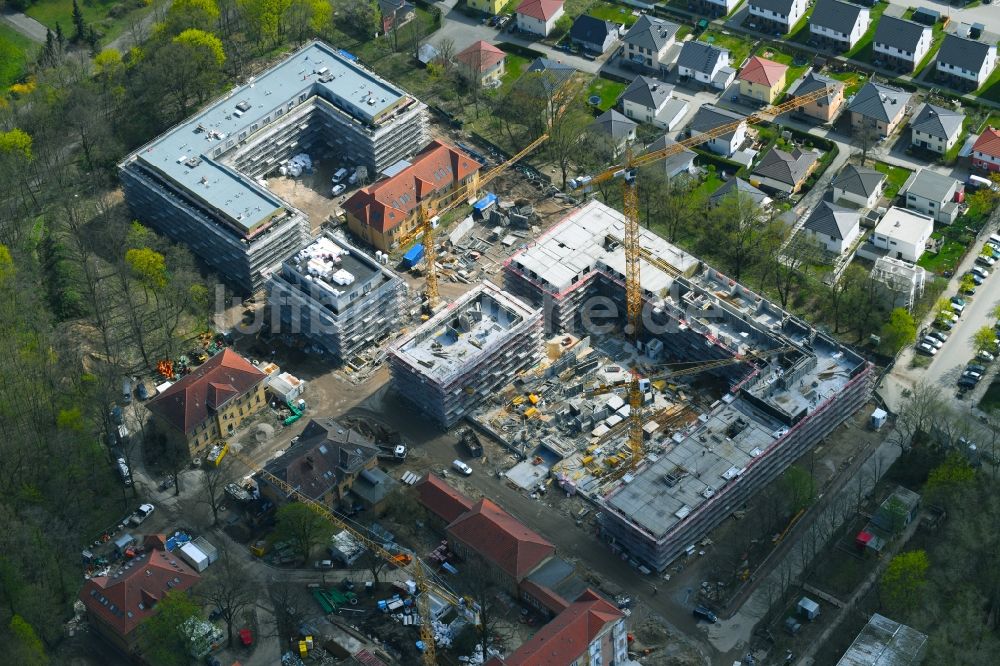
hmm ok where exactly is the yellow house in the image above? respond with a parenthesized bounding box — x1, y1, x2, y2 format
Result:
(737, 56, 789, 104)
(467, 0, 508, 14)
(455, 40, 507, 86)
(146, 348, 267, 457)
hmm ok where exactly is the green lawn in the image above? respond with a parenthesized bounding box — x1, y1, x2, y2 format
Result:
(977, 56, 1000, 103)
(586, 76, 627, 111)
(844, 3, 888, 62)
(918, 237, 966, 275)
(830, 70, 868, 97)
(912, 20, 946, 76)
(873, 161, 911, 199)
(0, 24, 34, 87)
(25, 0, 162, 47)
(756, 46, 810, 93)
(500, 53, 529, 90)
(690, 170, 724, 202)
(587, 2, 638, 26)
(699, 30, 754, 66)
(784, 7, 813, 42)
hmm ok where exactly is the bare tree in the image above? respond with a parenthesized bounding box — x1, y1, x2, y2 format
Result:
(199, 545, 258, 647)
(462, 558, 510, 661)
(200, 463, 228, 525)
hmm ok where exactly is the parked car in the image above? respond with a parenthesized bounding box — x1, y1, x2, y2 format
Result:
(951, 301, 966, 315)
(116, 457, 132, 487)
(962, 369, 983, 381)
(976, 256, 995, 268)
(451, 459, 473, 475)
(917, 342, 938, 356)
(129, 503, 155, 526)
(967, 363, 987, 374)
(111, 405, 124, 425)
(332, 167, 349, 183)
(967, 271, 984, 286)
(934, 318, 955, 331)
(693, 606, 718, 623)
(978, 350, 995, 363)
(331, 183, 346, 196)
(928, 330, 949, 343)
(958, 376, 978, 389)
(136, 382, 149, 400)
(971, 266, 989, 279)
(922, 336, 943, 349)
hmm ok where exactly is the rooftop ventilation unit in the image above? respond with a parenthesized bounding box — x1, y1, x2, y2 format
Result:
(236, 100, 252, 112)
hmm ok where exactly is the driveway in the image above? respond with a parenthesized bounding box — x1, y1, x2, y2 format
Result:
(0, 7, 47, 43)
(882, 0, 1000, 35)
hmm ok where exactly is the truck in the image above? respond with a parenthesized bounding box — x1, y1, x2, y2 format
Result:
(225, 482, 253, 503)
(377, 443, 407, 460)
(459, 427, 484, 458)
(128, 503, 155, 526)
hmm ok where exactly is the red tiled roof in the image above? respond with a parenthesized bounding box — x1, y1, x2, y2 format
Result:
(738, 56, 788, 87)
(447, 498, 555, 580)
(974, 127, 1000, 158)
(492, 589, 623, 665)
(146, 349, 265, 435)
(343, 140, 482, 234)
(80, 547, 201, 639)
(456, 40, 507, 73)
(415, 473, 475, 523)
(516, 0, 564, 21)
(519, 579, 571, 615)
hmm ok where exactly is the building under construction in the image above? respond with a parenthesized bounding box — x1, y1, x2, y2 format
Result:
(388, 282, 542, 427)
(497, 200, 872, 572)
(265, 234, 407, 364)
(119, 41, 427, 292)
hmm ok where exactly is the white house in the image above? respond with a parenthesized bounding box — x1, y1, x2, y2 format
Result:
(621, 15, 680, 74)
(909, 103, 964, 155)
(618, 77, 688, 130)
(515, 0, 565, 38)
(748, 0, 809, 36)
(693, 0, 742, 17)
(804, 201, 862, 255)
(809, 0, 870, 51)
(936, 34, 997, 90)
(676, 41, 733, 88)
(901, 169, 962, 225)
(863, 207, 934, 263)
(686, 104, 747, 157)
(831, 163, 886, 209)
(873, 16, 932, 73)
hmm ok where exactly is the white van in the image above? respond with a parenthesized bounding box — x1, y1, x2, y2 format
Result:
(332, 168, 350, 183)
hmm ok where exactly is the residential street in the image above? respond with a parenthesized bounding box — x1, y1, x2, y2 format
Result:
(882, 0, 1000, 34)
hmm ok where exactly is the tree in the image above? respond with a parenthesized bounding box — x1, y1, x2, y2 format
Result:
(854, 119, 880, 166)
(274, 503, 335, 561)
(343, 0, 381, 40)
(237, 0, 291, 46)
(8, 615, 47, 666)
(462, 558, 509, 662)
(166, 29, 227, 116)
(551, 14, 572, 40)
(163, 0, 221, 35)
(924, 453, 975, 507)
(702, 190, 785, 282)
(198, 545, 256, 647)
(773, 232, 822, 308)
(960, 273, 976, 294)
(141, 590, 201, 666)
(880, 308, 917, 355)
(544, 102, 593, 189)
(200, 464, 228, 525)
(973, 325, 996, 354)
(283, 0, 331, 45)
(991, 303, 1000, 321)
(880, 549, 929, 613)
(72, 0, 86, 42)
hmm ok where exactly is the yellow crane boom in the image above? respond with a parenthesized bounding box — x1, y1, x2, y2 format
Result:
(228, 448, 455, 665)
(572, 86, 834, 475)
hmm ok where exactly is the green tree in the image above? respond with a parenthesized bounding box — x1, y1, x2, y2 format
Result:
(925, 453, 975, 507)
(551, 14, 573, 40)
(163, 0, 221, 34)
(283, 0, 332, 45)
(125, 247, 168, 289)
(161, 29, 227, 116)
(960, 273, 976, 295)
(274, 503, 335, 561)
(141, 590, 200, 666)
(973, 325, 996, 354)
(71, 0, 86, 42)
(702, 190, 786, 282)
(880, 307, 917, 355)
(342, 0, 381, 40)
(238, 0, 292, 45)
(881, 549, 929, 613)
(0, 129, 33, 161)
(8, 615, 47, 666)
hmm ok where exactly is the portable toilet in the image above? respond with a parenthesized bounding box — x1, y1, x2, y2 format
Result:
(870, 408, 888, 430)
(798, 596, 820, 621)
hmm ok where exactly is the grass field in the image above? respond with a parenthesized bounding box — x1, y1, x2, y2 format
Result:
(587, 2, 638, 26)
(873, 161, 911, 199)
(0, 24, 34, 87)
(830, 70, 868, 97)
(500, 54, 529, 90)
(25, 0, 160, 47)
(918, 236, 965, 275)
(586, 76, 626, 111)
(699, 29, 753, 66)
(756, 46, 810, 93)
(784, 7, 813, 43)
(844, 3, 888, 63)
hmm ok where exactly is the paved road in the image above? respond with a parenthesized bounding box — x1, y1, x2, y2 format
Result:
(884, 0, 1000, 34)
(0, 7, 47, 43)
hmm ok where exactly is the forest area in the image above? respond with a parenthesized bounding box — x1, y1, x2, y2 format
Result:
(0, 0, 398, 661)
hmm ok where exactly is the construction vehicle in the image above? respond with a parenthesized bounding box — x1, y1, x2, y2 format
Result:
(393, 132, 550, 315)
(282, 399, 305, 426)
(229, 448, 466, 665)
(459, 427, 484, 458)
(570, 85, 835, 479)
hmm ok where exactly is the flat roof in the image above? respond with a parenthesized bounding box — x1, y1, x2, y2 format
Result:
(280, 235, 393, 312)
(391, 282, 538, 382)
(128, 41, 411, 234)
(872, 207, 934, 246)
(507, 200, 699, 297)
(836, 613, 927, 666)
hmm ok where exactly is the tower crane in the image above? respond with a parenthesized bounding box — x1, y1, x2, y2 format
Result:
(571, 86, 834, 477)
(394, 133, 550, 314)
(228, 448, 462, 665)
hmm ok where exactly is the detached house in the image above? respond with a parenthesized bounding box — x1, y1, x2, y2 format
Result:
(570, 15, 621, 55)
(378, 0, 415, 34)
(900, 168, 962, 224)
(847, 82, 911, 138)
(936, 34, 997, 91)
(515, 0, 565, 38)
(344, 140, 482, 252)
(676, 41, 734, 89)
(809, 0, 870, 51)
(146, 349, 267, 458)
(787, 71, 845, 123)
(748, 0, 809, 36)
(622, 15, 680, 74)
(909, 103, 964, 155)
(590, 109, 638, 157)
(646, 136, 697, 179)
(687, 104, 747, 157)
(804, 201, 862, 254)
(694, 0, 742, 18)
(738, 55, 789, 103)
(751, 147, 819, 194)
(873, 16, 932, 73)
(710, 178, 772, 208)
(619, 76, 688, 130)
(972, 128, 1000, 172)
(455, 40, 507, 86)
(832, 163, 886, 209)
(863, 206, 933, 263)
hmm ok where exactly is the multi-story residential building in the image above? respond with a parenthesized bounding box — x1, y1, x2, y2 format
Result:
(737, 55, 789, 103)
(787, 71, 846, 123)
(909, 103, 964, 154)
(809, 0, 870, 51)
(514, 0, 565, 37)
(936, 34, 997, 91)
(972, 128, 1000, 172)
(751, 147, 819, 194)
(748, 0, 809, 36)
(146, 349, 267, 458)
(621, 15, 680, 74)
(344, 139, 482, 252)
(618, 77, 688, 130)
(570, 14, 621, 54)
(590, 109, 638, 157)
(848, 82, 911, 138)
(119, 41, 427, 293)
(266, 234, 407, 362)
(873, 16, 932, 73)
(693, 0, 742, 17)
